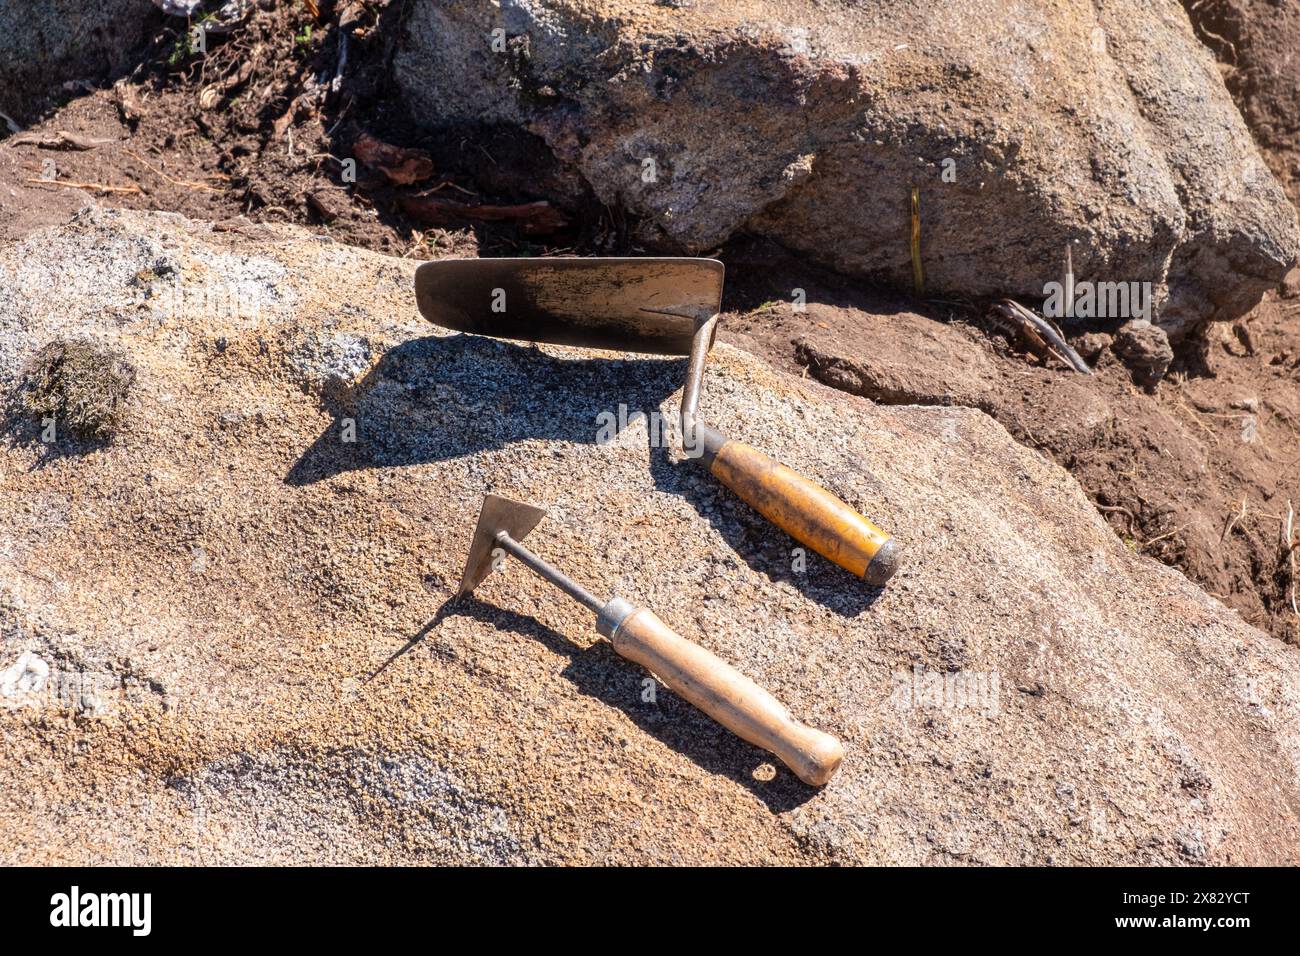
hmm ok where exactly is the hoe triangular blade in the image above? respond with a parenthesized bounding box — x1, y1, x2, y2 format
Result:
(457, 494, 548, 596)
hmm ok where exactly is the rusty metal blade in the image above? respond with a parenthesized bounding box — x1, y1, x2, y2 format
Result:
(458, 494, 548, 596)
(414, 257, 724, 355)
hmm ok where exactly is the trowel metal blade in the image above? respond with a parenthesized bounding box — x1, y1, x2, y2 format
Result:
(414, 257, 724, 355)
(457, 494, 548, 596)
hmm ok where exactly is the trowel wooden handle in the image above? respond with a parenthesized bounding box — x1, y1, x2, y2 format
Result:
(609, 607, 844, 786)
(702, 434, 901, 586)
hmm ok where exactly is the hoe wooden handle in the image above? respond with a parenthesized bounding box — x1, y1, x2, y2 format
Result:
(610, 607, 844, 786)
(703, 435, 901, 586)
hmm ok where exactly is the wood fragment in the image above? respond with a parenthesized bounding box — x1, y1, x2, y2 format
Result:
(25, 178, 141, 195)
(272, 96, 306, 140)
(304, 190, 341, 221)
(398, 194, 569, 234)
(353, 132, 434, 185)
(113, 80, 144, 126)
(10, 130, 113, 151)
(986, 299, 1093, 374)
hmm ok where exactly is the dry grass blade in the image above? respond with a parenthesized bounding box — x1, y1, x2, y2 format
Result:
(1285, 499, 1297, 617)
(910, 185, 924, 295)
(25, 178, 142, 195)
(1063, 242, 1074, 317)
(1140, 524, 1187, 551)
(1220, 495, 1248, 543)
(126, 150, 223, 192)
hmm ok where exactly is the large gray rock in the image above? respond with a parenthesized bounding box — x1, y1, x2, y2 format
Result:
(1180, 0, 1300, 206)
(2, 208, 1300, 863)
(0, 0, 158, 124)
(393, 0, 1300, 338)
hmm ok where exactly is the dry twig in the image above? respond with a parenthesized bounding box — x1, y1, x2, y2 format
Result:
(10, 130, 113, 150)
(1221, 495, 1248, 543)
(25, 178, 141, 195)
(1141, 524, 1187, 551)
(126, 150, 223, 192)
(1284, 500, 1297, 617)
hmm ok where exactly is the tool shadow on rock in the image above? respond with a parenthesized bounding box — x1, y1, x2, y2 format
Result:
(284, 334, 683, 486)
(286, 335, 883, 617)
(432, 596, 824, 813)
(646, 444, 884, 619)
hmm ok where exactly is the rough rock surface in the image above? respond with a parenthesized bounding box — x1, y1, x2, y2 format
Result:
(1181, 0, 1300, 205)
(2, 208, 1300, 864)
(1112, 320, 1175, 389)
(393, 0, 1300, 337)
(0, 0, 159, 124)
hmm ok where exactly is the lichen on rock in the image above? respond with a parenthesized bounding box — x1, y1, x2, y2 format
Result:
(14, 337, 136, 442)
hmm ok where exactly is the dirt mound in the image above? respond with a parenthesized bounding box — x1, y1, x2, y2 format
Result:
(2, 208, 1300, 864)
(0, 0, 583, 261)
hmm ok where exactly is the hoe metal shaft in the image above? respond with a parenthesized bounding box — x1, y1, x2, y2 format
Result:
(492, 530, 603, 613)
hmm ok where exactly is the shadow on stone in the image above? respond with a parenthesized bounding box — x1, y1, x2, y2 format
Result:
(412, 595, 824, 812)
(284, 334, 681, 485)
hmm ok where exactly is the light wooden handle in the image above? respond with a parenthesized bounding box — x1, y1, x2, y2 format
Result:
(706, 436, 901, 586)
(610, 607, 844, 786)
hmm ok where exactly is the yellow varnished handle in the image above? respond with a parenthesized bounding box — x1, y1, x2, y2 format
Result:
(610, 607, 844, 786)
(706, 436, 901, 585)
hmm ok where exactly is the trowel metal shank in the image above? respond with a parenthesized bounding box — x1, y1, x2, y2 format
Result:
(415, 257, 901, 586)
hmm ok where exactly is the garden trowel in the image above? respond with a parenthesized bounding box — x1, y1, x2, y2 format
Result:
(416, 256, 901, 586)
(458, 493, 844, 786)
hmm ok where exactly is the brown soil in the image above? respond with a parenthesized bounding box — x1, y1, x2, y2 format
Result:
(1, 0, 1298, 643)
(0, 1, 574, 255)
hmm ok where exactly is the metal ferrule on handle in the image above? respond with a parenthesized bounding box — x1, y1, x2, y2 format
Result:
(680, 316, 902, 586)
(597, 598, 844, 786)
